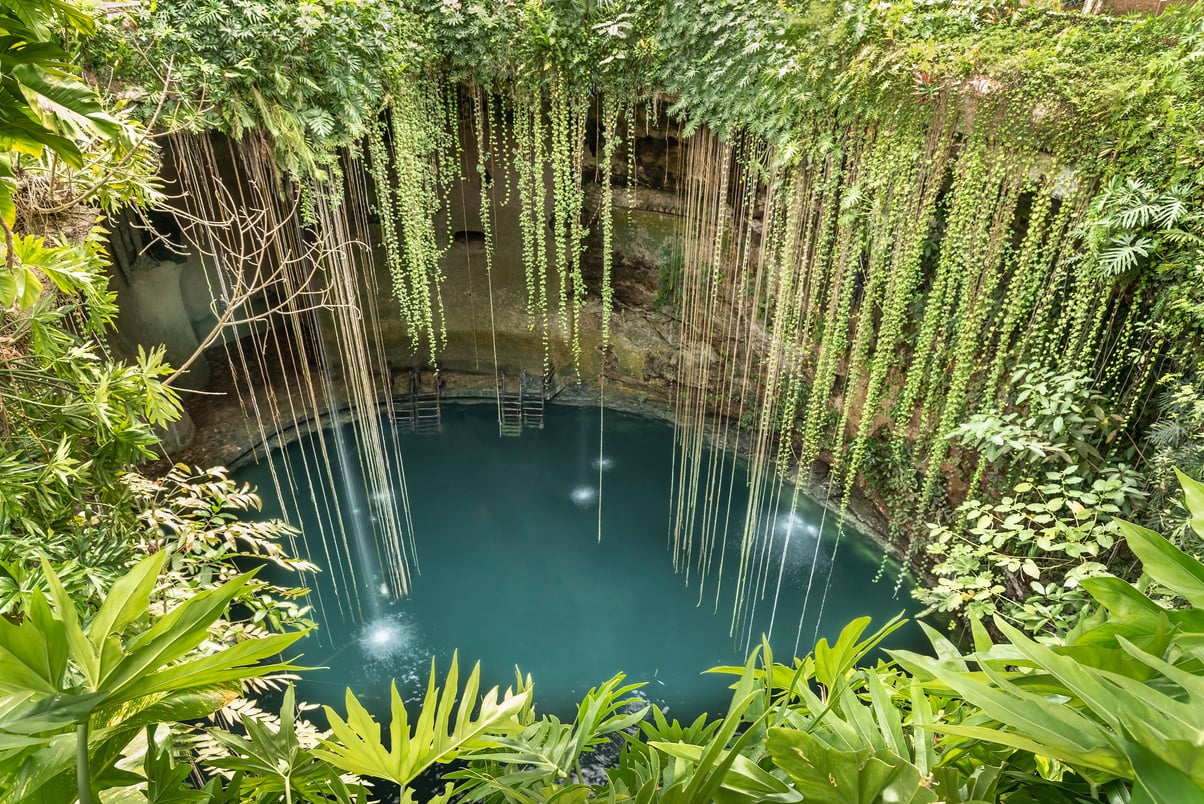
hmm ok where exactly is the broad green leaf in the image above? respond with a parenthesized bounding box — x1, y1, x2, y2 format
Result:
(0, 104, 82, 165)
(102, 570, 260, 695)
(0, 156, 15, 227)
(89, 551, 168, 651)
(1176, 469, 1204, 543)
(39, 558, 98, 687)
(893, 648, 1125, 774)
(1127, 738, 1204, 804)
(766, 727, 938, 804)
(674, 650, 773, 804)
(650, 741, 802, 802)
(918, 722, 1127, 777)
(1079, 576, 1161, 620)
(132, 631, 305, 698)
(865, 670, 907, 757)
(12, 63, 125, 140)
(0, 593, 65, 694)
(6, 0, 96, 37)
(1117, 519, 1204, 607)
(0, 688, 107, 734)
(908, 681, 936, 776)
(93, 688, 240, 743)
(0, 731, 77, 804)
(0, 263, 15, 307)
(918, 621, 967, 669)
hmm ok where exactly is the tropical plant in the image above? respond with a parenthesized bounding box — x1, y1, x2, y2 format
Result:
(94, 0, 412, 178)
(951, 364, 1128, 476)
(1143, 376, 1204, 543)
(1082, 177, 1204, 281)
(1, 0, 132, 241)
(896, 470, 1204, 804)
(918, 463, 1146, 635)
(312, 653, 532, 803)
(450, 672, 648, 801)
(204, 685, 369, 803)
(0, 553, 307, 803)
(0, 283, 182, 614)
(922, 364, 1149, 634)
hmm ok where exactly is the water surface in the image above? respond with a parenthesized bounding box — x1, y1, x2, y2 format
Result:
(238, 404, 921, 720)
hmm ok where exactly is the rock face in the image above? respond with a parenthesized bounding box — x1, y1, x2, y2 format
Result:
(324, 106, 696, 408)
(111, 253, 211, 391)
(154, 408, 197, 456)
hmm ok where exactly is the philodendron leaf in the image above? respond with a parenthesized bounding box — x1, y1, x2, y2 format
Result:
(12, 63, 126, 141)
(765, 727, 939, 804)
(0, 592, 66, 695)
(1126, 737, 1204, 804)
(40, 557, 98, 687)
(314, 655, 530, 788)
(891, 648, 1129, 778)
(813, 614, 906, 689)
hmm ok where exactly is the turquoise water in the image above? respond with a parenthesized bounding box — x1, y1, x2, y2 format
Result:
(237, 404, 921, 721)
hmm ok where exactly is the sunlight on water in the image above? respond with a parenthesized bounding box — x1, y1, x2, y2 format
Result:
(775, 511, 820, 540)
(771, 511, 824, 574)
(570, 485, 598, 507)
(359, 615, 416, 662)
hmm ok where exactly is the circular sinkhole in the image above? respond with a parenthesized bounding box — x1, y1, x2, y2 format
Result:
(236, 404, 923, 720)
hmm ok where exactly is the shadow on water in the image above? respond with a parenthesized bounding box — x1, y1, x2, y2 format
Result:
(239, 404, 927, 737)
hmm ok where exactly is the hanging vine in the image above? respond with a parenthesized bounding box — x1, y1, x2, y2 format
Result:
(101, 0, 1204, 633)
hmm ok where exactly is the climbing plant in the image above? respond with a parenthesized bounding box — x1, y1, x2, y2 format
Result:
(89, 0, 1204, 629)
(94, 0, 410, 177)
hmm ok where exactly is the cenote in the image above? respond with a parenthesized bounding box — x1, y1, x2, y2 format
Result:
(237, 403, 923, 721)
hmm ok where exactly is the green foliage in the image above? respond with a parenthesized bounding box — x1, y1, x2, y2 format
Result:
(1083, 178, 1203, 280)
(313, 653, 531, 801)
(0, 0, 125, 188)
(924, 364, 1148, 633)
(84, 0, 1204, 601)
(96, 0, 413, 177)
(205, 685, 368, 803)
(920, 464, 1144, 634)
(5, 475, 1203, 803)
(422, 0, 661, 95)
(1144, 376, 1204, 542)
(0, 254, 183, 612)
(1, 0, 152, 299)
(30, 2, 1204, 798)
(897, 472, 1204, 801)
(952, 364, 1125, 472)
(451, 672, 647, 800)
(0, 554, 307, 802)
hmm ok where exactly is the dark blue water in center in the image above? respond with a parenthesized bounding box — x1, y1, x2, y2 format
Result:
(237, 404, 921, 721)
